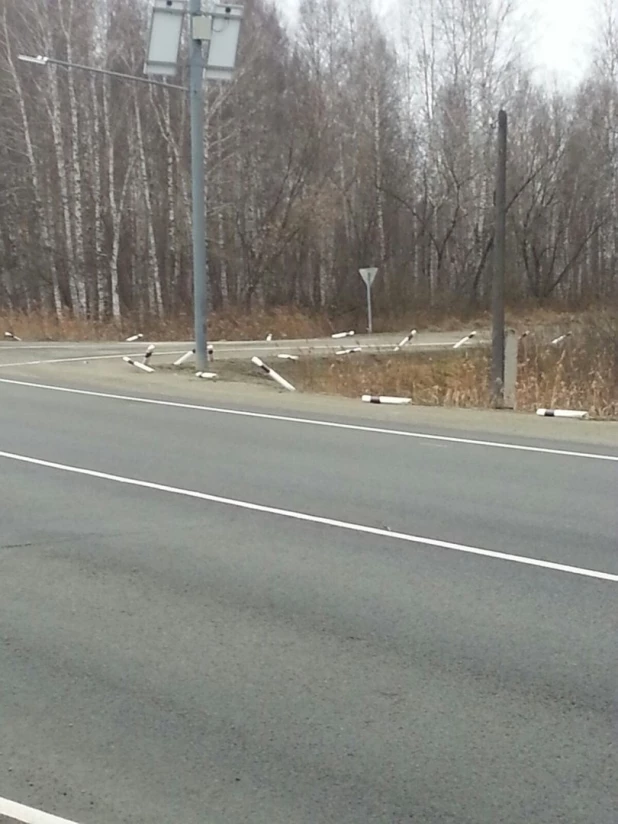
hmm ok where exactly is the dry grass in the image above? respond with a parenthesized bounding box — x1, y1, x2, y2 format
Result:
(378, 305, 613, 335)
(0, 307, 331, 342)
(3, 305, 616, 416)
(517, 317, 618, 417)
(280, 350, 493, 407)
(0, 303, 600, 342)
(273, 315, 618, 418)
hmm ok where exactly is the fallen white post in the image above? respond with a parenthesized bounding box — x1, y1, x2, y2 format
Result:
(453, 331, 477, 349)
(125, 333, 143, 342)
(144, 344, 155, 364)
(336, 347, 362, 355)
(122, 356, 154, 373)
(551, 332, 572, 345)
(196, 371, 218, 379)
(394, 329, 417, 351)
(536, 408, 588, 419)
(331, 330, 355, 339)
(174, 349, 195, 366)
(251, 356, 296, 391)
(362, 395, 411, 405)
(4, 331, 22, 341)
(277, 353, 299, 360)
(174, 345, 213, 365)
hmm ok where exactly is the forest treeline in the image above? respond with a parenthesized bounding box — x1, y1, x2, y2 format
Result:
(1, 0, 618, 321)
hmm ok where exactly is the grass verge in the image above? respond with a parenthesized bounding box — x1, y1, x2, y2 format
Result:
(0, 305, 605, 342)
(0, 308, 331, 342)
(249, 317, 618, 418)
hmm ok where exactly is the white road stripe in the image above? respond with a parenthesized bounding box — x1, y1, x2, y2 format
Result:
(0, 449, 616, 583)
(0, 352, 181, 368)
(0, 377, 616, 463)
(0, 796, 82, 824)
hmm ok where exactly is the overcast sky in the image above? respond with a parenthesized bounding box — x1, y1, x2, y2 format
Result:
(273, 0, 599, 87)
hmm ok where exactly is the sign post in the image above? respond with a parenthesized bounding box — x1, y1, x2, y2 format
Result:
(359, 267, 378, 333)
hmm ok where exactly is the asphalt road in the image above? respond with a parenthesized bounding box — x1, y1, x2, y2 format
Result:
(0, 330, 485, 370)
(0, 372, 616, 824)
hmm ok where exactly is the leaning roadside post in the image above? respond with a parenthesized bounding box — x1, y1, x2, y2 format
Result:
(359, 267, 378, 334)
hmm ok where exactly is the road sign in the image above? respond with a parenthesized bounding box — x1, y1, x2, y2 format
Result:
(359, 267, 378, 332)
(359, 267, 378, 287)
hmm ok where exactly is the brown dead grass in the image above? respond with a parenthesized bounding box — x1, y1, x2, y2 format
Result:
(273, 315, 618, 418)
(0, 303, 602, 342)
(516, 318, 618, 417)
(0, 307, 331, 342)
(280, 350, 493, 407)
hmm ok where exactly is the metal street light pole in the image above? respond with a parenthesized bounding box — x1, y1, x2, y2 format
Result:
(19, 50, 204, 367)
(143, 0, 242, 372)
(18, 54, 187, 91)
(20, 3, 241, 372)
(189, 0, 208, 372)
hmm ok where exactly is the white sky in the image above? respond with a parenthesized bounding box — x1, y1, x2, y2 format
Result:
(273, 0, 599, 88)
(529, 0, 597, 84)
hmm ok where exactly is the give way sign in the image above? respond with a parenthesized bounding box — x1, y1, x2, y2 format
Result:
(359, 267, 378, 287)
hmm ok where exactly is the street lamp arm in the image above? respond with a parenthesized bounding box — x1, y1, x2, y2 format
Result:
(17, 54, 187, 92)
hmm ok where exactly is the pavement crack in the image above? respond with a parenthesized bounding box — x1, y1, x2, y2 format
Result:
(1, 543, 34, 550)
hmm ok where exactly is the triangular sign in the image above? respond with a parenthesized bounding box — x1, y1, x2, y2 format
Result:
(359, 267, 378, 287)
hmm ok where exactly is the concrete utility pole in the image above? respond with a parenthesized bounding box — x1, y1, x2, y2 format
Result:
(492, 109, 507, 407)
(189, 0, 208, 372)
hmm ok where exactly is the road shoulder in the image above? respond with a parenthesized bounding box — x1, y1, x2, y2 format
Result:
(2, 356, 617, 451)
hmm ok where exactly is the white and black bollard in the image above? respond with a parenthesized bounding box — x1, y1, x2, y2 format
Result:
(174, 344, 213, 366)
(331, 330, 355, 339)
(125, 333, 143, 342)
(453, 331, 477, 349)
(336, 347, 362, 355)
(266, 333, 273, 342)
(144, 344, 155, 365)
(394, 329, 417, 351)
(277, 354, 299, 361)
(123, 356, 154, 373)
(4, 331, 21, 341)
(361, 395, 411, 405)
(196, 371, 218, 380)
(251, 356, 296, 391)
(536, 408, 588, 419)
(174, 349, 195, 366)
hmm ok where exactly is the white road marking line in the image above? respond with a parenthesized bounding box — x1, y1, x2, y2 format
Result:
(0, 449, 616, 582)
(0, 795, 82, 824)
(0, 343, 196, 351)
(0, 377, 617, 463)
(0, 352, 179, 368)
(0, 339, 477, 367)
